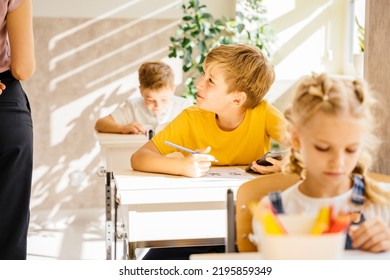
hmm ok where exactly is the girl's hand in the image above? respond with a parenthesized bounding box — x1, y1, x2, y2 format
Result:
(181, 146, 216, 178)
(250, 157, 282, 174)
(0, 82, 6, 95)
(349, 218, 390, 252)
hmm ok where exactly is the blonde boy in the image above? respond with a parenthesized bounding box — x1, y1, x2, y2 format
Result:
(131, 44, 286, 178)
(95, 61, 192, 134)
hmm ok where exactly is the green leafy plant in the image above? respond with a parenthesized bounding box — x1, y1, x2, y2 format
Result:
(355, 17, 365, 52)
(235, 0, 275, 58)
(168, 0, 275, 100)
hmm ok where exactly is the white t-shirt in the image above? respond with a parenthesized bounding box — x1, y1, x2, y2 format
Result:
(110, 96, 193, 132)
(261, 182, 390, 226)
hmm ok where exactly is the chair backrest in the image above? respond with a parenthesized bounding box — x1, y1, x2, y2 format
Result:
(235, 172, 300, 252)
(367, 172, 390, 183)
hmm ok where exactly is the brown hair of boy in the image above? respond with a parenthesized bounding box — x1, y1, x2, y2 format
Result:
(138, 61, 175, 90)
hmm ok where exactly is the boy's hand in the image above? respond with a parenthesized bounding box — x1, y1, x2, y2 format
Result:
(182, 146, 216, 178)
(349, 218, 390, 252)
(121, 122, 146, 134)
(250, 157, 282, 174)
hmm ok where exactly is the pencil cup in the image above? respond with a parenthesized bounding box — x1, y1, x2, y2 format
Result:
(251, 214, 346, 260)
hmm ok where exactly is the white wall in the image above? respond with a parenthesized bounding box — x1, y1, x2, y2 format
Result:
(267, 0, 343, 78)
(33, 0, 350, 81)
(261, 0, 356, 103)
(32, 0, 235, 19)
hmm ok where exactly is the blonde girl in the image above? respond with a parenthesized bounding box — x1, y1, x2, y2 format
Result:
(269, 73, 390, 253)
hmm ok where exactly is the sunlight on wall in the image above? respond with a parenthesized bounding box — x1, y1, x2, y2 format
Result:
(264, 0, 338, 80)
(48, 0, 143, 51)
(49, 1, 181, 72)
(31, 1, 185, 212)
(276, 28, 326, 79)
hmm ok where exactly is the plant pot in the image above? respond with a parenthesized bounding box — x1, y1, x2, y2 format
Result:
(353, 53, 364, 78)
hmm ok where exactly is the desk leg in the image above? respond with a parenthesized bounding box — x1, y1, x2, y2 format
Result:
(105, 171, 113, 260)
(128, 242, 136, 260)
(114, 176, 118, 259)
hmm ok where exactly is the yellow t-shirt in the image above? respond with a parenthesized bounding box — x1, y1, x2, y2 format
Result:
(152, 101, 286, 166)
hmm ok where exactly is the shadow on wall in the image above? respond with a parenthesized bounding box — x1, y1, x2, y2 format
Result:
(26, 1, 182, 216)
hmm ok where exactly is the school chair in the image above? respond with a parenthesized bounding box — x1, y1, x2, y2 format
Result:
(225, 172, 390, 253)
(226, 173, 300, 253)
(367, 172, 390, 183)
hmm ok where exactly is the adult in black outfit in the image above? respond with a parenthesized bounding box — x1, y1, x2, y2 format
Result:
(0, 0, 35, 259)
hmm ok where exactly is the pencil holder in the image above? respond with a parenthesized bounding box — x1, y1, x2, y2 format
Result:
(251, 214, 346, 260)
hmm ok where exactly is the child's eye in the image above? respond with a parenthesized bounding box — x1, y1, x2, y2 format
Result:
(208, 78, 214, 84)
(346, 148, 357, 153)
(315, 145, 329, 152)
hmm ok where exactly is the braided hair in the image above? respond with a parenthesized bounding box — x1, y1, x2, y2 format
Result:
(283, 73, 390, 204)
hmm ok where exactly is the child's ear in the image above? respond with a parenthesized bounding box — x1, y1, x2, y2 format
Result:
(290, 125, 301, 149)
(232, 91, 247, 106)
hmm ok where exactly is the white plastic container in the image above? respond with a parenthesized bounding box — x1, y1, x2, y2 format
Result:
(251, 214, 346, 260)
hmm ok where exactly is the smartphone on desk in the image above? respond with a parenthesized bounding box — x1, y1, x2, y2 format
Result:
(245, 150, 288, 173)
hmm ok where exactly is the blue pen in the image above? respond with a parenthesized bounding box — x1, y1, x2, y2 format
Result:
(164, 140, 198, 154)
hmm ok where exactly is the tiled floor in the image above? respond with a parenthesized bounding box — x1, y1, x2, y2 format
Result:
(27, 208, 148, 260)
(27, 208, 107, 260)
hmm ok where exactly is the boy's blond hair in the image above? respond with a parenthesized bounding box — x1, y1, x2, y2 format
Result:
(204, 44, 275, 109)
(138, 61, 175, 90)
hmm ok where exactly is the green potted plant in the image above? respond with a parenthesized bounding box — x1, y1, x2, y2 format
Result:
(168, 0, 275, 101)
(353, 17, 365, 77)
(355, 16, 365, 52)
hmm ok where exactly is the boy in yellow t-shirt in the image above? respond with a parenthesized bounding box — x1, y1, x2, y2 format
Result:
(131, 44, 286, 177)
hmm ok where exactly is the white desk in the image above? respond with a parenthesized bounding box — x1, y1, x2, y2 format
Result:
(95, 132, 149, 260)
(190, 251, 390, 260)
(113, 167, 256, 259)
(95, 132, 148, 172)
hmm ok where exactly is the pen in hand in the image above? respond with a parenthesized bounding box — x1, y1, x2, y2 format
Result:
(164, 140, 218, 162)
(164, 140, 198, 154)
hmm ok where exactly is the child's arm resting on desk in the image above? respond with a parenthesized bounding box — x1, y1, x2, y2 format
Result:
(349, 218, 390, 253)
(95, 115, 146, 134)
(131, 141, 216, 177)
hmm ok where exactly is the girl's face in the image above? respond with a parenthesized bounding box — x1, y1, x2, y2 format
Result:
(293, 111, 366, 195)
(195, 65, 232, 113)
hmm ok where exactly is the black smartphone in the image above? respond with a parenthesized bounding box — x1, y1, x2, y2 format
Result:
(245, 150, 288, 173)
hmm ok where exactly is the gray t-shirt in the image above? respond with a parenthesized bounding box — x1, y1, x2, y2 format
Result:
(111, 95, 193, 132)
